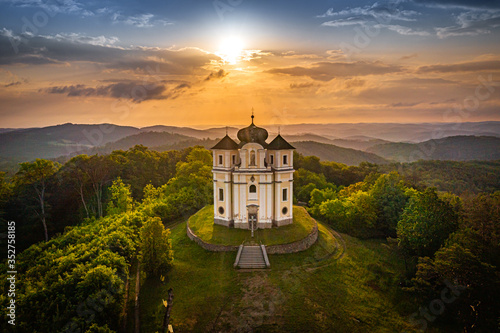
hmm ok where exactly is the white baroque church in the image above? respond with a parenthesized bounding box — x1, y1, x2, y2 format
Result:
(212, 115, 295, 230)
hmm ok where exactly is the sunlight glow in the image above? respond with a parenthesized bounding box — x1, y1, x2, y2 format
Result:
(216, 36, 245, 64)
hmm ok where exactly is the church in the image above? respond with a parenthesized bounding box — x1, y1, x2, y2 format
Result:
(212, 115, 295, 230)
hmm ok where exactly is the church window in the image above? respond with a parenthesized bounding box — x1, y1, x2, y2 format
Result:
(249, 185, 257, 193)
(270, 154, 274, 164)
(250, 151, 256, 166)
(282, 188, 288, 201)
(232, 155, 236, 164)
(218, 155, 223, 165)
(283, 154, 288, 165)
(219, 188, 224, 201)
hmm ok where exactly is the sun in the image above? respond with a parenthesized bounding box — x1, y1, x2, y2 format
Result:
(217, 36, 245, 64)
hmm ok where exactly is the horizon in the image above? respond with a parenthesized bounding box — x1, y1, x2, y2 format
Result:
(2, 119, 500, 131)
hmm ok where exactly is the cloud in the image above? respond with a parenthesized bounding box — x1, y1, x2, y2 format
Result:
(265, 61, 403, 81)
(2, 0, 94, 16)
(111, 13, 172, 28)
(400, 53, 418, 60)
(40, 81, 170, 102)
(0, 31, 217, 75)
(413, 0, 500, 9)
(289, 82, 319, 89)
(344, 78, 366, 89)
(379, 24, 431, 36)
(322, 17, 370, 27)
(39, 33, 119, 46)
(4, 81, 22, 87)
(204, 69, 228, 81)
(319, 2, 419, 23)
(416, 60, 500, 73)
(388, 101, 423, 107)
(435, 10, 500, 38)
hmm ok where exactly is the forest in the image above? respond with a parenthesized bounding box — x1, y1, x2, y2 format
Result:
(0, 146, 499, 332)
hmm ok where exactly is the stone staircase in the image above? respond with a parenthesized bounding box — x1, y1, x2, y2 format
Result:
(234, 245, 270, 269)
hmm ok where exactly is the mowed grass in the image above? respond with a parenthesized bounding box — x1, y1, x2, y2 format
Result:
(139, 207, 430, 333)
(188, 205, 316, 246)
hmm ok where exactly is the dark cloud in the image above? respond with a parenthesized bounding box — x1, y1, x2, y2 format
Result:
(204, 69, 228, 81)
(388, 101, 422, 107)
(0, 32, 217, 75)
(344, 78, 366, 89)
(289, 82, 319, 89)
(40, 81, 171, 102)
(4, 81, 22, 87)
(265, 61, 403, 81)
(416, 60, 500, 73)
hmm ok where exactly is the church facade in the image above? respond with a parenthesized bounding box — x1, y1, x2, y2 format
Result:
(212, 116, 295, 230)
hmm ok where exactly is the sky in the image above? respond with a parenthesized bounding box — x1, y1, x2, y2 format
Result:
(0, 0, 499, 128)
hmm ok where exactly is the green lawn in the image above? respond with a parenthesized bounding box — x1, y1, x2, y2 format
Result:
(138, 207, 433, 333)
(188, 205, 316, 246)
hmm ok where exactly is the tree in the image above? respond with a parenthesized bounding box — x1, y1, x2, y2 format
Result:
(397, 188, 459, 257)
(82, 155, 117, 217)
(106, 177, 133, 215)
(61, 155, 92, 218)
(140, 217, 173, 276)
(370, 172, 408, 237)
(14, 159, 59, 241)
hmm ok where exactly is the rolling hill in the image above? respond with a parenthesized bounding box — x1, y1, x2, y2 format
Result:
(292, 141, 388, 165)
(367, 135, 500, 162)
(76, 131, 195, 156)
(0, 123, 140, 162)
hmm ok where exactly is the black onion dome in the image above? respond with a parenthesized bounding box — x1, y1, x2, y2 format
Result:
(237, 115, 268, 146)
(211, 135, 239, 150)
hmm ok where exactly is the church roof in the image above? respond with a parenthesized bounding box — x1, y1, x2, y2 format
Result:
(211, 134, 239, 150)
(267, 134, 295, 150)
(237, 115, 268, 147)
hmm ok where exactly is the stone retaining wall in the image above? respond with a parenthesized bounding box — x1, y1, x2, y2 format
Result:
(187, 218, 318, 254)
(186, 222, 239, 252)
(266, 223, 318, 254)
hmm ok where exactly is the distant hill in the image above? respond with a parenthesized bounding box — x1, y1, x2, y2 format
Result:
(329, 138, 391, 151)
(140, 125, 239, 140)
(292, 141, 388, 166)
(77, 131, 195, 156)
(367, 136, 500, 162)
(0, 123, 140, 162)
(280, 121, 500, 142)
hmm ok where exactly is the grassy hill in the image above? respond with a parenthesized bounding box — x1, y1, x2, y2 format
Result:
(368, 135, 500, 162)
(293, 141, 388, 165)
(138, 215, 423, 332)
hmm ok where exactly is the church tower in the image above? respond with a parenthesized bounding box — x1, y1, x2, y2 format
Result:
(212, 114, 295, 230)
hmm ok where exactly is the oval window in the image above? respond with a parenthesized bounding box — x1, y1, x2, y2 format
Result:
(282, 207, 288, 215)
(218, 206, 225, 215)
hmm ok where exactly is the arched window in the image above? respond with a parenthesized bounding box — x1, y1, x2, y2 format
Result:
(249, 151, 256, 166)
(249, 185, 257, 193)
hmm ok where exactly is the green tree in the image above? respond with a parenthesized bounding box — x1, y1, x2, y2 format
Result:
(14, 159, 60, 241)
(370, 172, 408, 237)
(106, 177, 133, 215)
(397, 188, 459, 257)
(140, 217, 173, 276)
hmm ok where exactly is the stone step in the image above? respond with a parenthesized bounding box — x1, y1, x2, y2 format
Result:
(235, 245, 270, 269)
